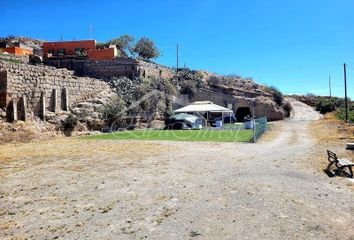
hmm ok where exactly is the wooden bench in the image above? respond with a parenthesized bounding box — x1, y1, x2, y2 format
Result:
(327, 150, 354, 178)
(346, 143, 354, 150)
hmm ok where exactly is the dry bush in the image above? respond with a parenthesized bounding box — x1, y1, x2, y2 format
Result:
(310, 113, 354, 170)
(301, 114, 354, 191)
(311, 113, 354, 144)
(0, 121, 60, 144)
(282, 101, 293, 117)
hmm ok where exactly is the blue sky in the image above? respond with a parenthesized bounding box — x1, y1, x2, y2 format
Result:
(1, 0, 353, 98)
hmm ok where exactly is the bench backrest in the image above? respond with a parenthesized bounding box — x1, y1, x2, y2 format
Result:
(327, 149, 338, 162)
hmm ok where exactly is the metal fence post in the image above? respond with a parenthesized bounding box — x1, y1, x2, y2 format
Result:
(252, 105, 256, 143)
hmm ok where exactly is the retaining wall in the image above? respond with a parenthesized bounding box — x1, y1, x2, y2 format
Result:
(44, 58, 175, 80)
(0, 61, 111, 121)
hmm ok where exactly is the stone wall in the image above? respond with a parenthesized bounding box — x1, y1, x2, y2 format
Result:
(0, 61, 111, 122)
(137, 60, 175, 80)
(44, 58, 175, 80)
(83, 59, 138, 80)
(0, 70, 7, 108)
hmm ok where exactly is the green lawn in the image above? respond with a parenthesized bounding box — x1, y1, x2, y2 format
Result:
(84, 129, 253, 142)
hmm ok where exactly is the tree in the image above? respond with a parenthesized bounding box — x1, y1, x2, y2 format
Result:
(132, 37, 160, 60)
(96, 42, 109, 49)
(107, 34, 134, 57)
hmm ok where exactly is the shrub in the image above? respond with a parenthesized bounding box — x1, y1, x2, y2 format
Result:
(207, 75, 221, 86)
(263, 86, 284, 106)
(337, 108, 354, 122)
(29, 55, 41, 65)
(315, 97, 344, 114)
(109, 76, 133, 95)
(268, 86, 283, 106)
(282, 101, 293, 117)
(224, 74, 242, 79)
(180, 80, 198, 96)
(100, 97, 126, 125)
(165, 80, 178, 96)
(96, 42, 109, 49)
(145, 78, 176, 115)
(172, 69, 204, 89)
(62, 114, 78, 131)
(315, 99, 336, 114)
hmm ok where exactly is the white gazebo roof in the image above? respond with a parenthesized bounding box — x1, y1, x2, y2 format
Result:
(174, 101, 233, 113)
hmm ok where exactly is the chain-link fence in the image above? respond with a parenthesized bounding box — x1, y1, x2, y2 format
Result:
(253, 117, 268, 142)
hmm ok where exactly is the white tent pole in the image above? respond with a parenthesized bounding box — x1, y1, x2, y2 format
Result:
(207, 111, 209, 127)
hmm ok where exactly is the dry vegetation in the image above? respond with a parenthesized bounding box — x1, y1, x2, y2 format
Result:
(0, 140, 169, 239)
(258, 122, 282, 142)
(0, 139, 166, 165)
(310, 113, 354, 157)
(1, 108, 353, 238)
(0, 121, 61, 144)
(309, 113, 354, 189)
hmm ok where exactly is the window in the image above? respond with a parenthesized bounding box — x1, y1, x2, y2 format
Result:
(75, 48, 85, 56)
(58, 49, 65, 55)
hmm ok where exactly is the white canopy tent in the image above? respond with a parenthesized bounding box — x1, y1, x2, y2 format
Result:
(174, 101, 234, 126)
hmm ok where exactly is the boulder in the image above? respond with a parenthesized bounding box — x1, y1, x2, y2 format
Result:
(0, 108, 6, 119)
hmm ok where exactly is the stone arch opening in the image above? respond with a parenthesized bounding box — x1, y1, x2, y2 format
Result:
(236, 107, 251, 122)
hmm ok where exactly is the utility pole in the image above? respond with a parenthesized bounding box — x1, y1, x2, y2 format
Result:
(329, 75, 332, 98)
(176, 43, 179, 73)
(344, 63, 348, 122)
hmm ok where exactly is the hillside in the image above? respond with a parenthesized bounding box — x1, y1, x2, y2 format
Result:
(0, 36, 291, 137)
(0, 35, 43, 49)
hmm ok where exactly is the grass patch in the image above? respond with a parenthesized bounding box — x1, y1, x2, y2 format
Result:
(84, 129, 253, 142)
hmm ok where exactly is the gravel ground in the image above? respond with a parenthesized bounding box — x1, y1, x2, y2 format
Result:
(0, 100, 353, 240)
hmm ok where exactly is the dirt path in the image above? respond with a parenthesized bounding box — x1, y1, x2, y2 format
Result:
(0, 101, 353, 239)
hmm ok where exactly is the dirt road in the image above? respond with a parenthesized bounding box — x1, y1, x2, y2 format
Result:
(1, 101, 353, 239)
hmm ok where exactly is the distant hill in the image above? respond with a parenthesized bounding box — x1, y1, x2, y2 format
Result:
(288, 94, 353, 107)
